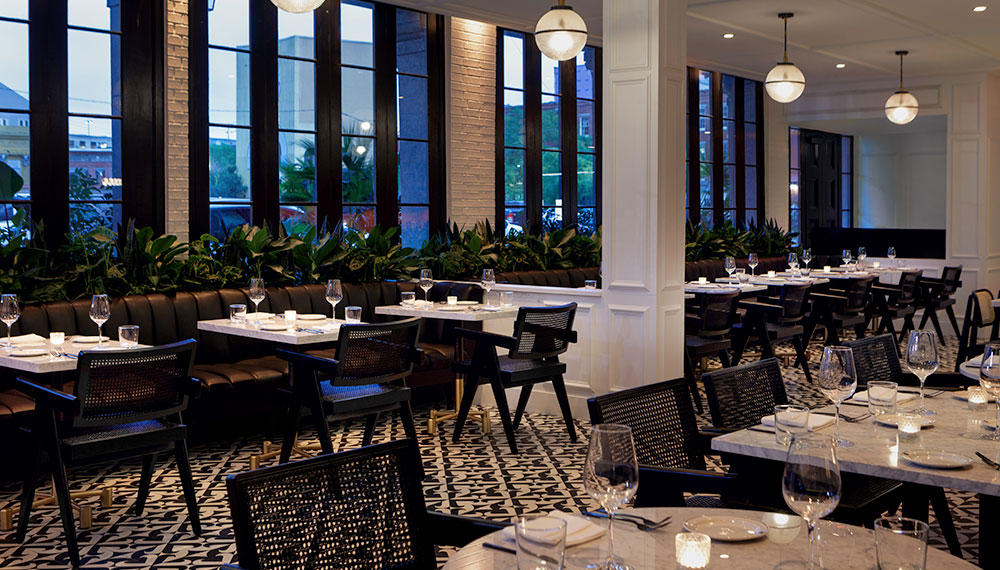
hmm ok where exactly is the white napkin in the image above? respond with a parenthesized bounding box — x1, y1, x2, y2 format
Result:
(501, 511, 606, 547)
(9, 333, 46, 345)
(849, 390, 917, 404)
(761, 414, 835, 431)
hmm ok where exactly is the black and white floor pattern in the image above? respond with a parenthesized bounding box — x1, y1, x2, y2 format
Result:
(0, 333, 983, 568)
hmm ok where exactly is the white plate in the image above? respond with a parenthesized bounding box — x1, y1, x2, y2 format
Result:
(72, 336, 110, 343)
(259, 324, 292, 332)
(682, 515, 768, 542)
(436, 305, 467, 312)
(874, 414, 936, 428)
(296, 314, 327, 321)
(9, 348, 50, 357)
(457, 301, 478, 306)
(901, 450, 974, 469)
(953, 390, 996, 403)
(246, 313, 274, 321)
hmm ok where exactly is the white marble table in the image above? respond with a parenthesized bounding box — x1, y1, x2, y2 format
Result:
(442, 507, 975, 570)
(375, 302, 519, 321)
(686, 283, 767, 294)
(197, 318, 341, 345)
(0, 338, 150, 374)
(992, 299, 1000, 308)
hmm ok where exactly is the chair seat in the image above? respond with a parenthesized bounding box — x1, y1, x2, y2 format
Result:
(498, 356, 567, 383)
(62, 419, 185, 462)
(884, 305, 916, 318)
(320, 382, 410, 414)
(831, 312, 865, 327)
(685, 335, 731, 356)
(0, 389, 37, 424)
(924, 297, 956, 309)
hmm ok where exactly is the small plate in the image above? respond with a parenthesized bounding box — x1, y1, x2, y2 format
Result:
(874, 414, 936, 428)
(901, 450, 973, 469)
(296, 314, 327, 321)
(457, 301, 479, 306)
(436, 305, 467, 312)
(72, 336, 110, 344)
(259, 324, 292, 332)
(9, 348, 50, 357)
(953, 390, 996, 403)
(682, 515, 768, 542)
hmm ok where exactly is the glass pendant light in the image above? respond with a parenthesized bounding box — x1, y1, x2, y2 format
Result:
(885, 51, 918, 125)
(765, 13, 806, 104)
(535, 0, 588, 61)
(271, 0, 325, 14)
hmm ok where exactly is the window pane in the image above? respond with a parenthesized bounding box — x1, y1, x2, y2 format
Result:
(542, 151, 560, 205)
(699, 165, 712, 209)
(342, 67, 374, 134)
(397, 75, 427, 139)
(790, 208, 800, 236)
(745, 166, 757, 209)
(841, 211, 851, 228)
(722, 75, 735, 119)
(577, 207, 596, 235)
(542, 207, 561, 233)
(577, 154, 595, 207)
(789, 170, 799, 209)
(789, 128, 800, 170)
(396, 10, 427, 76)
(209, 48, 250, 126)
(746, 209, 758, 227)
(841, 174, 852, 210)
(743, 80, 756, 122)
(541, 54, 560, 95)
(701, 209, 714, 229)
(0, 112, 29, 200)
(698, 71, 711, 115)
(279, 132, 316, 203)
(342, 1, 374, 68)
(503, 32, 524, 89)
(398, 140, 428, 204)
(699, 118, 711, 161)
(209, 205, 249, 239)
(504, 207, 525, 235)
(841, 136, 852, 173)
(542, 95, 560, 150)
(503, 90, 524, 147)
(278, 58, 315, 131)
(278, 10, 314, 58)
(2, 1, 27, 20)
(504, 148, 525, 204)
(723, 165, 736, 208)
(68, 30, 120, 116)
(70, 202, 120, 234)
(209, 126, 251, 201)
(69, 0, 117, 31)
(209, 0, 249, 49)
(399, 206, 429, 249)
(0, 21, 29, 107)
(577, 99, 595, 151)
(722, 120, 735, 163)
(342, 136, 374, 203)
(576, 47, 595, 99)
(69, 116, 120, 199)
(282, 205, 316, 234)
(744, 123, 757, 166)
(343, 205, 376, 234)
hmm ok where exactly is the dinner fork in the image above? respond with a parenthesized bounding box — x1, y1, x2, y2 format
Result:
(588, 509, 671, 531)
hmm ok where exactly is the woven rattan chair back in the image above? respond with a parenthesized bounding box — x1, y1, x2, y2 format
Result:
(72, 340, 197, 428)
(845, 334, 902, 386)
(694, 291, 740, 336)
(227, 439, 433, 570)
(940, 266, 962, 296)
(334, 317, 422, 385)
(587, 378, 705, 470)
(777, 284, 810, 323)
(895, 271, 922, 305)
(972, 289, 996, 327)
(509, 303, 577, 359)
(702, 358, 788, 429)
(842, 276, 875, 314)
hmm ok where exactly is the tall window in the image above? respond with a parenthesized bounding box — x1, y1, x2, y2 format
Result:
(498, 29, 601, 236)
(686, 68, 763, 228)
(193, 0, 445, 245)
(0, 4, 31, 226)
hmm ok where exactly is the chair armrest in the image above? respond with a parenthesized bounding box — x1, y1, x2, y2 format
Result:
(427, 511, 510, 547)
(275, 349, 341, 376)
(183, 377, 203, 398)
(453, 328, 517, 350)
(14, 378, 76, 409)
(634, 465, 738, 507)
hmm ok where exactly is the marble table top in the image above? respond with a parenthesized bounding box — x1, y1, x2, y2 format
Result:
(197, 318, 341, 345)
(0, 338, 150, 374)
(441, 507, 975, 569)
(375, 303, 519, 321)
(992, 298, 1000, 308)
(712, 393, 1000, 497)
(685, 283, 767, 294)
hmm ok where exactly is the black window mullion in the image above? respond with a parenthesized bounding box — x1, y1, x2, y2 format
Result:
(711, 72, 723, 225)
(593, 47, 602, 229)
(494, 30, 505, 230)
(189, 0, 209, 237)
(250, 1, 278, 227)
(524, 40, 542, 234)
(373, 4, 397, 232)
(686, 67, 700, 225)
(755, 80, 765, 219)
(735, 76, 745, 224)
(316, 0, 340, 229)
(427, 13, 446, 236)
(560, 58, 577, 230)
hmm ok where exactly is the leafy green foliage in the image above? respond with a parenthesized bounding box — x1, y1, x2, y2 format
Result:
(685, 218, 796, 261)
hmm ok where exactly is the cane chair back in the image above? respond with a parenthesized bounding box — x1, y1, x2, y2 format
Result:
(844, 334, 902, 387)
(587, 378, 705, 471)
(842, 277, 875, 314)
(939, 266, 962, 297)
(509, 303, 577, 360)
(692, 291, 740, 336)
(777, 284, 810, 323)
(72, 340, 197, 428)
(334, 318, 422, 386)
(702, 358, 788, 429)
(972, 290, 996, 327)
(227, 439, 433, 570)
(894, 271, 922, 306)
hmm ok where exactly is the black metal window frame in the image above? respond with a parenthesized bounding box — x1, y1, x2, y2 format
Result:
(189, 0, 446, 239)
(788, 127, 854, 247)
(685, 67, 764, 228)
(495, 28, 602, 235)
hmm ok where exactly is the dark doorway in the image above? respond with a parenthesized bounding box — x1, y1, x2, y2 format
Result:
(798, 128, 843, 248)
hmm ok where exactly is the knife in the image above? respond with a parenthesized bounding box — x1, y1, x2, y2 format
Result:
(976, 452, 1000, 470)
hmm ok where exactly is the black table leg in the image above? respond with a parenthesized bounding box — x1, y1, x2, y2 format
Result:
(980, 494, 999, 568)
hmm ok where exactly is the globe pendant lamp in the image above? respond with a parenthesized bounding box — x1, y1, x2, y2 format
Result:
(271, 0, 325, 14)
(885, 51, 918, 125)
(765, 13, 806, 103)
(534, 0, 588, 61)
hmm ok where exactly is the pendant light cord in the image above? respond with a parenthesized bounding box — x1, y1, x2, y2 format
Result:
(783, 16, 789, 63)
(899, 52, 904, 90)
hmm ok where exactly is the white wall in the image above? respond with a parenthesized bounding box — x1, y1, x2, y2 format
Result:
(855, 130, 947, 229)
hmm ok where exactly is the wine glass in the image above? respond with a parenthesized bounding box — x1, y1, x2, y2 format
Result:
(482, 269, 496, 298)
(89, 294, 110, 349)
(857, 247, 867, 264)
(817, 346, 858, 448)
(419, 269, 433, 303)
(748, 253, 759, 276)
(724, 256, 736, 281)
(887, 246, 897, 261)
(783, 433, 842, 570)
(906, 330, 939, 416)
(0, 294, 19, 351)
(979, 342, 1000, 441)
(248, 278, 265, 323)
(583, 424, 638, 570)
(325, 279, 342, 323)
(801, 248, 813, 268)
(788, 252, 799, 271)
(841, 249, 852, 267)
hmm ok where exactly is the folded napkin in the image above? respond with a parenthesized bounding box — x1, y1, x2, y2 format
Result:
(9, 333, 46, 345)
(761, 414, 835, 431)
(849, 390, 917, 404)
(501, 511, 606, 547)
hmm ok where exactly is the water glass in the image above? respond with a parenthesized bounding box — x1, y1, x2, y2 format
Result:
(774, 404, 810, 446)
(49, 332, 65, 357)
(734, 268, 750, 284)
(501, 291, 515, 307)
(118, 325, 139, 348)
(584, 280, 598, 289)
(583, 424, 638, 570)
(345, 306, 362, 324)
(867, 381, 898, 417)
(875, 517, 928, 570)
(801, 267, 811, 277)
(400, 291, 416, 305)
(284, 310, 297, 327)
(485, 290, 500, 308)
(229, 304, 247, 324)
(515, 516, 566, 570)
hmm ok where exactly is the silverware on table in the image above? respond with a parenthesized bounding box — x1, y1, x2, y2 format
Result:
(747, 425, 776, 434)
(583, 510, 670, 531)
(976, 452, 1000, 470)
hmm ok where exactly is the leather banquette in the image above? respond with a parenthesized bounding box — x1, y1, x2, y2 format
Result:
(496, 267, 600, 288)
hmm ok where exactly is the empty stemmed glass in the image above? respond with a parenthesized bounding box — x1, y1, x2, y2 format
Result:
(857, 246, 867, 270)
(748, 252, 759, 277)
(0, 294, 19, 352)
(583, 424, 638, 570)
(724, 256, 736, 281)
(801, 248, 813, 269)
(906, 330, 939, 416)
(979, 342, 1000, 441)
(419, 269, 433, 303)
(788, 252, 799, 271)
(326, 279, 342, 323)
(482, 269, 495, 299)
(887, 246, 897, 265)
(249, 278, 265, 324)
(817, 346, 858, 448)
(783, 433, 842, 570)
(841, 249, 852, 267)
(90, 294, 110, 349)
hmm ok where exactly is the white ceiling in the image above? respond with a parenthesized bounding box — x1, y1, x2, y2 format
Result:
(396, 0, 1000, 84)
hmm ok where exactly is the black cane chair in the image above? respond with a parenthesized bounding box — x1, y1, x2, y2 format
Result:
(917, 266, 962, 344)
(870, 271, 922, 344)
(224, 439, 506, 570)
(276, 317, 422, 463)
(732, 283, 813, 382)
(451, 303, 578, 453)
(701, 358, 904, 528)
(14, 340, 201, 568)
(684, 291, 740, 414)
(808, 276, 875, 346)
(956, 289, 998, 370)
(587, 378, 737, 508)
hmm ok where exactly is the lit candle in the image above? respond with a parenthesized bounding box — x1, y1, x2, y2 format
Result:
(897, 412, 921, 443)
(761, 512, 802, 545)
(697, 277, 708, 285)
(675, 532, 711, 569)
(873, 261, 881, 268)
(284, 310, 296, 327)
(823, 266, 832, 273)
(447, 295, 458, 305)
(968, 387, 989, 412)
(767, 270, 776, 277)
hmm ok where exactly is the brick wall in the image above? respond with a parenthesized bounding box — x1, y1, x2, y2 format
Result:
(165, 0, 189, 242)
(447, 18, 496, 231)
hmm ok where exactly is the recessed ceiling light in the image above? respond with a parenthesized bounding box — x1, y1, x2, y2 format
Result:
(836, 63, 846, 69)
(973, 6, 987, 12)
(723, 33, 735, 39)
